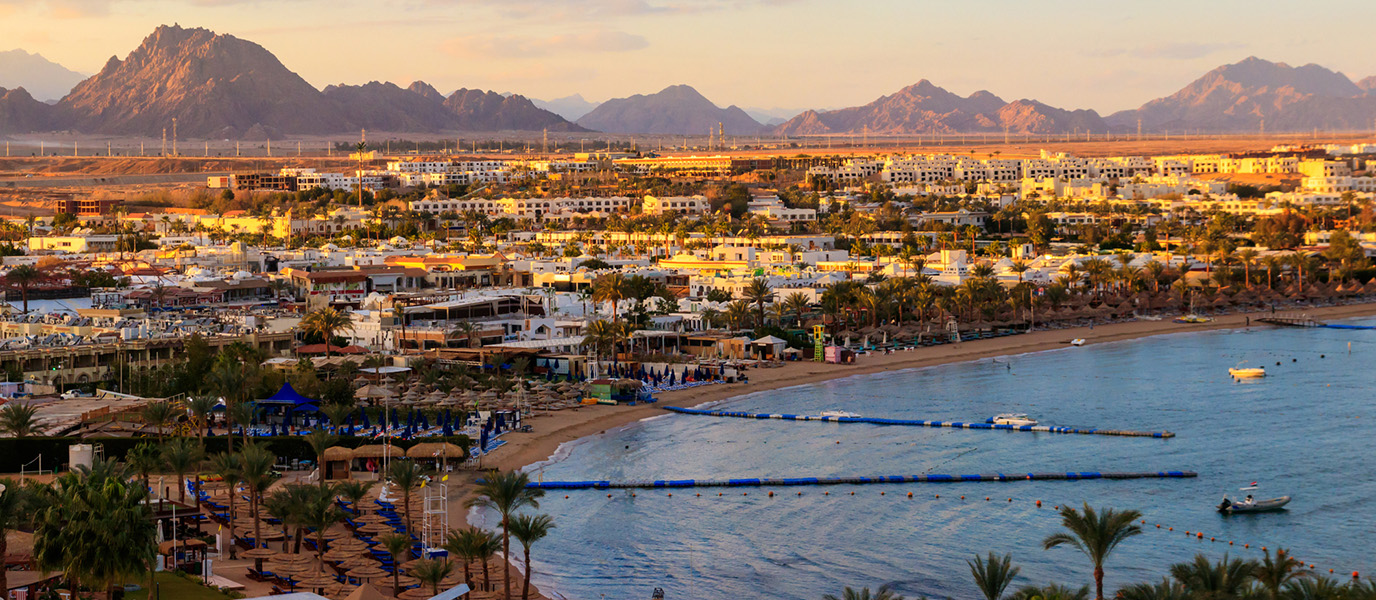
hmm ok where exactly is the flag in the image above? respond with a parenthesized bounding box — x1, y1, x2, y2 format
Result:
(420, 480, 427, 488)
(441, 474, 449, 482)
(1251, 481, 1258, 486)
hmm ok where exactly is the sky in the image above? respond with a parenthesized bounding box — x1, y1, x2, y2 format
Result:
(4, 0, 1376, 114)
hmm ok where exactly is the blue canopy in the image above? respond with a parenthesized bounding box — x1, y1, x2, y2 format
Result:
(258, 382, 317, 406)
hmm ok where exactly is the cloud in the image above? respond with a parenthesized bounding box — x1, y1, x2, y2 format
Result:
(1084, 41, 1245, 60)
(443, 31, 648, 58)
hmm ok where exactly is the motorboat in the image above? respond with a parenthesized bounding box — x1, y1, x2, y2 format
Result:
(1070, 338, 1086, 346)
(1229, 362, 1266, 378)
(819, 410, 860, 418)
(1218, 485, 1290, 513)
(1175, 314, 1212, 324)
(987, 413, 1038, 426)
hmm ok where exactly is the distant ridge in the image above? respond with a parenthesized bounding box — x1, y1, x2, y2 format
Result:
(577, 85, 763, 135)
(12, 24, 582, 138)
(772, 80, 1106, 136)
(1107, 57, 1376, 132)
(0, 50, 86, 102)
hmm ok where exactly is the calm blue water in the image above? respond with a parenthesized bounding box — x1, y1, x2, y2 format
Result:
(480, 320, 1376, 600)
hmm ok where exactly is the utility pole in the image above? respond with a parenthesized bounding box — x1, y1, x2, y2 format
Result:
(161, 128, 166, 156)
(542, 128, 548, 154)
(172, 118, 177, 157)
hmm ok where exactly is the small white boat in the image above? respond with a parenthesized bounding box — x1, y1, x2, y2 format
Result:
(1070, 338, 1086, 346)
(819, 410, 860, 418)
(1218, 485, 1290, 513)
(1229, 365, 1266, 378)
(988, 413, 1038, 426)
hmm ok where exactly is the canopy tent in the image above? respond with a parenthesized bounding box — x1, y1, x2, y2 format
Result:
(750, 335, 788, 360)
(258, 382, 317, 407)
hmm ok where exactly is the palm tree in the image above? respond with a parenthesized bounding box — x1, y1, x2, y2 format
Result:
(783, 292, 812, 326)
(0, 402, 38, 437)
(303, 430, 339, 488)
(185, 395, 218, 448)
(1169, 553, 1257, 600)
(725, 299, 753, 331)
(466, 470, 544, 600)
(33, 458, 157, 599)
(140, 400, 177, 444)
(509, 513, 555, 600)
(126, 442, 161, 494)
(5, 264, 43, 314)
(821, 585, 905, 600)
(743, 277, 775, 327)
(410, 558, 456, 596)
(1116, 578, 1187, 600)
(1041, 503, 1144, 600)
(387, 459, 426, 536)
(1283, 576, 1351, 600)
(334, 480, 374, 514)
(581, 319, 624, 364)
(0, 478, 32, 594)
(970, 552, 1021, 600)
(206, 452, 243, 549)
(1253, 548, 1310, 600)
(380, 532, 412, 597)
(264, 483, 312, 553)
(226, 398, 255, 449)
(320, 402, 355, 434)
(591, 273, 630, 323)
(444, 527, 482, 590)
(240, 442, 281, 565)
(162, 437, 202, 504)
(301, 307, 355, 357)
(1009, 583, 1091, 600)
(474, 528, 500, 592)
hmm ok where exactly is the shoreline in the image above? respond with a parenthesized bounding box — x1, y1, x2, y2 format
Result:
(484, 302, 1376, 474)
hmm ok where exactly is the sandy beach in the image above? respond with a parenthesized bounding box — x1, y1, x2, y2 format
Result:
(485, 302, 1376, 474)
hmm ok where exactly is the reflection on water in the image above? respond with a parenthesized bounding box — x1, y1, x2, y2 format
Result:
(491, 322, 1376, 600)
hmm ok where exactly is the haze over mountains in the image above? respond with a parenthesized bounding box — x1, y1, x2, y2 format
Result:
(0, 50, 86, 103)
(3, 25, 1376, 139)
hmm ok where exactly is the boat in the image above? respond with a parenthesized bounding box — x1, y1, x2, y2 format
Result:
(1218, 485, 1290, 513)
(1175, 314, 1212, 324)
(1229, 363, 1266, 378)
(1070, 338, 1086, 346)
(987, 413, 1038, 426)
(819, 410, 860, 418)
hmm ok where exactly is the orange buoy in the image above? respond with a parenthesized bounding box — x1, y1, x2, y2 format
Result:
(1354, 571, 1361, 578)
(631, 493, 636, 497)
(985, 497, 991, 501)
(1156, 525, 1161, 528)
(907, 492, 913, 498)
(718, 493, 722, 496)
(767, 491, 773, 497)
(1007, 498, 1012, 502)
(1169, 527, 1174, 531)
(564, 495, 569, 499)
(880, 491, 885, 496)
(1329, 569, 1334, 574)
(850, 491, 855, 495)
(1197, 533, 1203, 539)
(1262, 546, 1267, 551)
(824, 491, 829, 495)
(667, 493, 672, 497)
(797, 492, 802, 496)
(1036, 500, 1042, 507)
(1243, 544, 1249, 548)
(1210, 537, 1215, 542)
(696, 493, 701, 497)
(1229, 541, 1233, 545)
(960, 496, 965, 500)
(742, 492, 747, 496)
(607, 494, 612, 498)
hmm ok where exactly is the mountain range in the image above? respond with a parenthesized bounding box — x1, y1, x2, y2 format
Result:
(576, 84, 763, 135)
(3, 25, 1376, 139)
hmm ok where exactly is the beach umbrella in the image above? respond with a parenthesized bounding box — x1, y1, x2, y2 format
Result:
(241, 547, 278, 560)
(346, 565, 389, 580)
(297, 573, 340, 589)
(322, 548, 360, 562)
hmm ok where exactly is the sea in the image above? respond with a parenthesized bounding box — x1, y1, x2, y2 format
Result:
(467, 319, 1376, 600)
